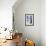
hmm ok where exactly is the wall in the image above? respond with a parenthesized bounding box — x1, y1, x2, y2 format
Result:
(13, 0, 41, 46)
(0, 0, 16, 30)
(41, 0, 46, 46)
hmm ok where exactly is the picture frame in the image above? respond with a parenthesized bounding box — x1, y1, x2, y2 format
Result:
(25, 14, 34, 26)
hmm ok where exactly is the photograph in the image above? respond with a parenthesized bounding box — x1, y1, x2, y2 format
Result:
(25, 14, 34, 26)
(0, 0, 45, 46)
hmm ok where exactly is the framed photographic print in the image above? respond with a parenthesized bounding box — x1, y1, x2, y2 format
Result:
(25, 14, 34, 26)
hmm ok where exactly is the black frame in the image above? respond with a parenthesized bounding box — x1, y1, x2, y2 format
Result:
(25, 14, 34, 26)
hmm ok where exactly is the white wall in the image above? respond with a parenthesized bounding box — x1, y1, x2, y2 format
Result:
(13, 0, 41, 46)
(41, 0, 46, 46)
(0, 0, 16, 30)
